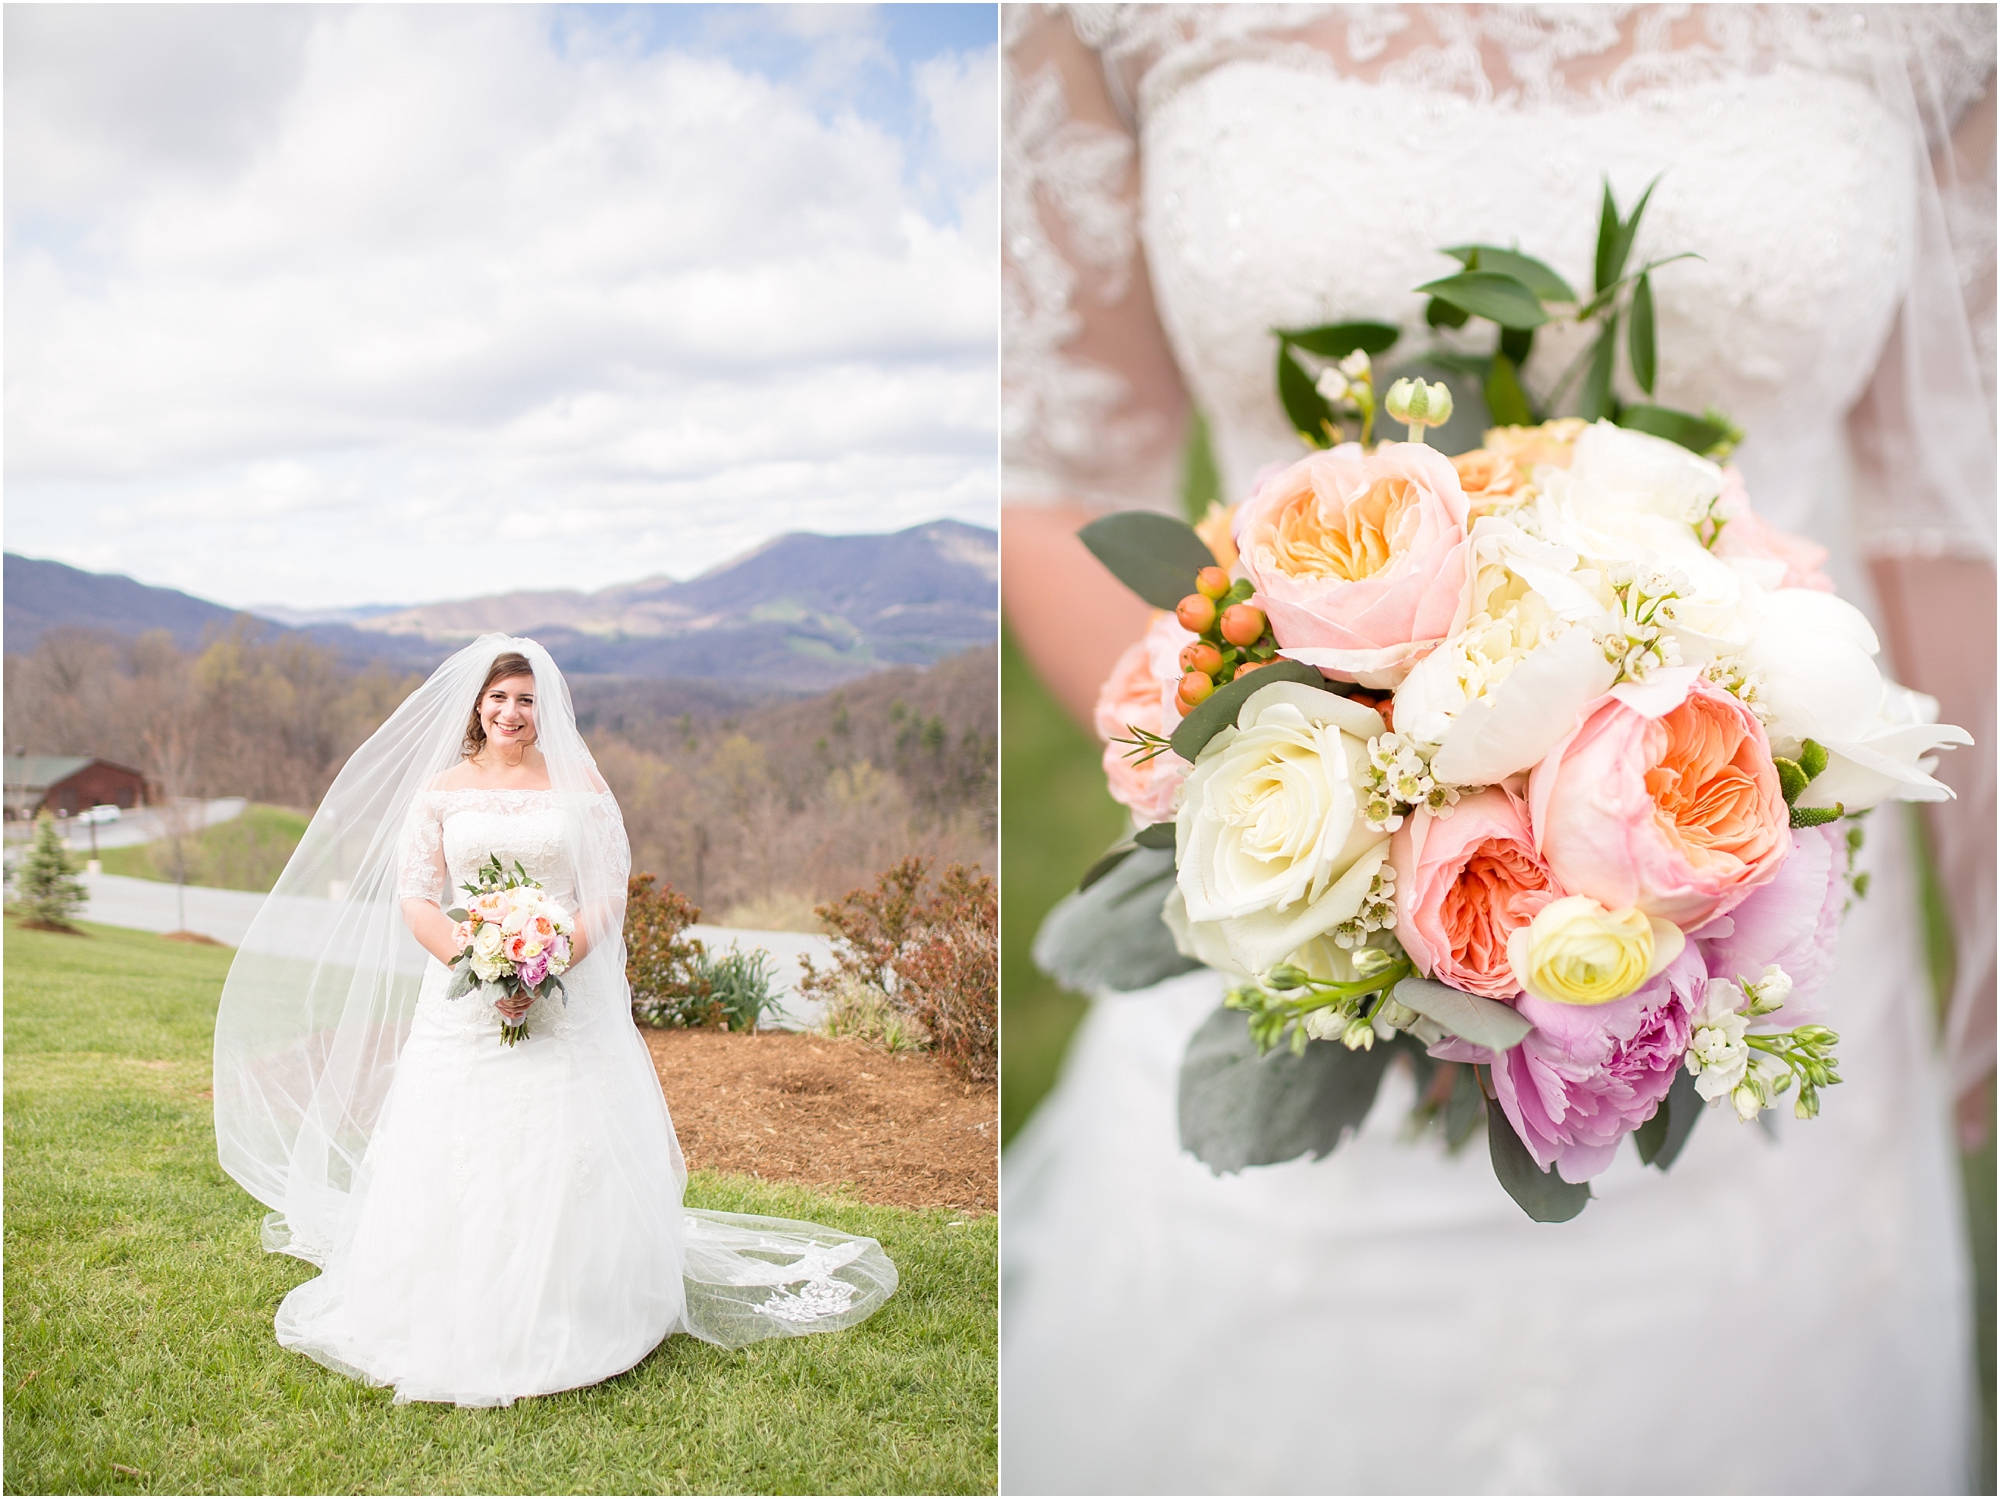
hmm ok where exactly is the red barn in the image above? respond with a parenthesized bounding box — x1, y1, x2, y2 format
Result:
(3, 756, 150, 820)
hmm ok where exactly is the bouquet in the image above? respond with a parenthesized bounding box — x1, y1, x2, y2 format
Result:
(1059, 182, 1972, 1220)
(444, 855, 575, 1046)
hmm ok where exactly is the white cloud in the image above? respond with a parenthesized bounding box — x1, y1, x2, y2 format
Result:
(4, 4, 997, 609)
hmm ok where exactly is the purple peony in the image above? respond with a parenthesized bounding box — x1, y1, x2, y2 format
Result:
(1694, 824, 1846, 1025)
(1470, 942, 1708, 1184)
(518, 952, 550, 989)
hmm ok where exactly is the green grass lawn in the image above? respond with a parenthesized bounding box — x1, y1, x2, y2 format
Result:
(97, 805, 311, 894)
(4, 918, 996, 1496)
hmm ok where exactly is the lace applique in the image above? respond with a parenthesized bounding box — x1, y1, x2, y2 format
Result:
(759, 1277, 860, 1324)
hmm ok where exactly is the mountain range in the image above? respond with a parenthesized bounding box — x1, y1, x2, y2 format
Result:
(4, 520, 997, 690)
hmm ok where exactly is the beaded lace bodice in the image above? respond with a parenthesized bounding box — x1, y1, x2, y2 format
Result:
(1004, 3, 1996, 559)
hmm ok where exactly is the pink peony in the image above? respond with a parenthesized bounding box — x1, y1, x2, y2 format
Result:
(518, 952, 550, 988)
(1531, 672, 1790, 929)
(1442, 941, 1707, 1183)
(1094, 611, 1197, 825)
(1695, 823, 1847, 1025)
(1711, 469, 1834, 591)
(1390, 789, 1563, 999)
(1233, 441, 1470, 689)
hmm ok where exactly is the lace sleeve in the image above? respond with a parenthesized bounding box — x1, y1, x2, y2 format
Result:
(395, 793, 448, 905)
(1004, 5, 1190, 515)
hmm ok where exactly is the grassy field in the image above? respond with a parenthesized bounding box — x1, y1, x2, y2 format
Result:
(97, 804, 310, 894)
(4, 918, 996, 1496)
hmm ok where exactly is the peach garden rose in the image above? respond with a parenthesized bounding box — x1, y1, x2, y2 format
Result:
(1388, 788, 1561, 1000)
(1232, 441, 1470, 689)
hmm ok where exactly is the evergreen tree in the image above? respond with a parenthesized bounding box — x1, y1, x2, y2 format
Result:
(18, 810, 86, 930)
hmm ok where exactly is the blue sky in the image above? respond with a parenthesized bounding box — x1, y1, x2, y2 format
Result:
(5, 4, 997, 610)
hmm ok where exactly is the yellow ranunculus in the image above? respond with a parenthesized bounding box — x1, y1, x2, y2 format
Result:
(1505, 896, 1685, 1006)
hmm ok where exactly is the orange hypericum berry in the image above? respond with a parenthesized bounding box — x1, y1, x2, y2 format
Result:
(1179, 641, 1223, 676)
(1176, 594, 1218, 633)
(1176, 671, 1215, 710)
(1195, 566, 1232, 600)
(1219, 603, 1267, 647)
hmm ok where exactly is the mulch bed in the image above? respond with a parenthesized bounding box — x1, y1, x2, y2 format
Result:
(640, 1028, 997, 1216)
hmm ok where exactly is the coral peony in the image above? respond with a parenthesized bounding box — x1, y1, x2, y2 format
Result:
(1531, 671, 1789, 927)
(1233, 441, 1470, 689)
(1389, 789, 1561, 999)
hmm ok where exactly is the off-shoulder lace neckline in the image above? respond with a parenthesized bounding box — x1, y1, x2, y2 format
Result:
(422, 785, 611, 798)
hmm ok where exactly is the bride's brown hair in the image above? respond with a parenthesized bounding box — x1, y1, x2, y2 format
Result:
(463, 651, 537, 755)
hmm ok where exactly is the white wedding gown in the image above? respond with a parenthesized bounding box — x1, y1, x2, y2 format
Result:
(1003, 6, 1992, 1493)
(272, 788, 895, 1406)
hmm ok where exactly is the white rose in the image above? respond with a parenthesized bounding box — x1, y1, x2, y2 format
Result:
(473, 924, 506, 960)
(1174, 681, 1390, 974)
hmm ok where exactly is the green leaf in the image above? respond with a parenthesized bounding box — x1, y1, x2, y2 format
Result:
(1791, 803, 1845, 829)
(443, 907, 469, 923)
(1169, 658, 1326, 764)
(1629, 272, 1657, 395)
(1797, 739, 1830, 781)
(1133, 821, 1177, 850)
(1442, 245, 1577, 303)
(1498, 323, 1534, 367)
(1039, 847, 1199, 994)
(1414, 271, 1549, 330)
(1611, 175, 1661, 290)
(1484, 1081, 1593, 1221)
(1578, 319, 1618, 421)
(1425, 296, 1470, 330)
(1078, 512, 1218, 610)
(1422, 348, 1498, 378)
(1077, 841, 1138, 892)
(1393, 976, 1533, 1052)
(1633, 1065, 1703, 1170)
(1594, 179, 1621, 294)
(1178, 1005, 1394, 1173)
(1615, 404, 1733, 455)
(1444, 1064, 1486, 1151)
(1275, 344, 1335, 447)
(1774, 757, 1809, 805)
(446, 964, 479, 1001)
(1275, 321, 1400, 357)
(1484, 354, 1534, 428)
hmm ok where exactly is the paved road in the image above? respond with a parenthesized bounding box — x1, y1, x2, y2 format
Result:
(72, 873, 834, 1030)
(59, 798, 248, 853)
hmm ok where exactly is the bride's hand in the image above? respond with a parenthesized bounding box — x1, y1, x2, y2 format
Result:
(494, 992, 534, 1022)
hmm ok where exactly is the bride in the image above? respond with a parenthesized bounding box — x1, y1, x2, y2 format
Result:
(1003, 6, 1991, 1493)
(213, 636, 895, 1406)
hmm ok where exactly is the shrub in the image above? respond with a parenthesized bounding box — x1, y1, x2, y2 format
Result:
(800, 858, 996, 1080)
(17, 811, 86, 933)
(625, 874, 714, 1028)
(700, 946, 782, 1033)
(816, 973, 926, 1055)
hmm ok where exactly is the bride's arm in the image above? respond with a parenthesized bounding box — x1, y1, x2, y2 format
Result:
(1005, 9, 1192, 727)
(400, 898, 462, 966)
(393, 793, 464, 966)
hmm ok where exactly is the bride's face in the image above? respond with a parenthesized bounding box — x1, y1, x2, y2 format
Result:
(479, 674, 538, 750)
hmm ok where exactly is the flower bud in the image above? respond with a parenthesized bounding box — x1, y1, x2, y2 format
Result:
(1264, 963, 1310, 990)
(1195, 566, 1232, 601)
(1179, 641, 1223, 676)
(1385, 377, 1454, 431)
(1342, 1016, 1378, 1052)
(1315, 367, 1351, 404)
(1338, 350, 1371, 380)
(1176, 594, 1218, 634)
(1176, 671, 1215, 710)
(1351, 946, 1399, 979)
(1219, 603, 1267, 647)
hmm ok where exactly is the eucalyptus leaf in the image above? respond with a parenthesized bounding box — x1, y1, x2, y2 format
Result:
(1276, 321, 1399, 357)
(1578, 320, 1618, 421)
(1444, 1064, 1486, 1151)
(1178, 1005, 1393, 1173)
(1035, 846, 1199, 994)
(1414, 271, 1549, 330)
(1633, 1064, 1703, 1171)
(1078, 512, 1218, 610)
(1169, 658, 1326, 764)
(1484, 354, 1534, 428)
(1485, 1083, 1593, 1221)
(1425, 297, 1470, 330)
(1443, 245, 1577, 303)
(1077, 841, 1137, 892)
(444, 907, 469, 923)
(1276, 344, 1335, 447)
(1615, 403, 1731, 455)
(1392, 976, 1532, 1051)
(1133, 821, 1177, 850)
(1629, 272, 1657, 394)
